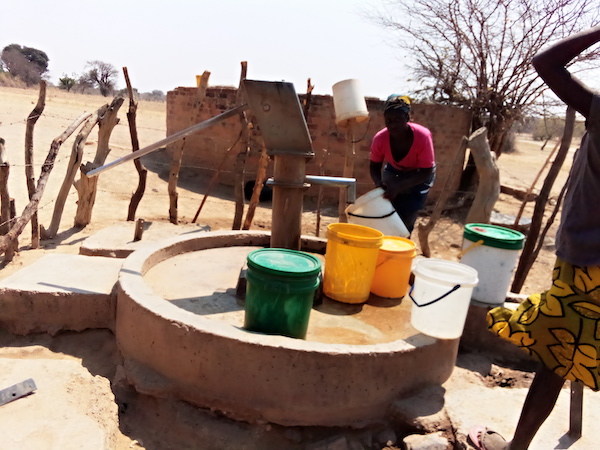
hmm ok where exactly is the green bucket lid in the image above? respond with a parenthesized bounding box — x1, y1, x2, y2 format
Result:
(247, 248, 322, 278)
(463, 223, 525, 250)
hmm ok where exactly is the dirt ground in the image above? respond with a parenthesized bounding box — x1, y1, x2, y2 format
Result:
(0, 85, 575, 448)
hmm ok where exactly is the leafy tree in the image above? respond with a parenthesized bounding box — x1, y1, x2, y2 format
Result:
(376, 0, 600, 156)
(1, 44, 49, 86)
(81, 60, 118, 96)
(58, 74, 76, 92)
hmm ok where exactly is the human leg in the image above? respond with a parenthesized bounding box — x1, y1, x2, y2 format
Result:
(508, 365, 565, 450)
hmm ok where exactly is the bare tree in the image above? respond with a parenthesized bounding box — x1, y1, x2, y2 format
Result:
(82, 60, 119, 96)
(376, 0, 600, 156)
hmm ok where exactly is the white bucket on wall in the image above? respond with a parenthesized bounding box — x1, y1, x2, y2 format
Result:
(332, 79, 369, 126)
(409, 258, 479, 339)
(345, 188, 409, 238)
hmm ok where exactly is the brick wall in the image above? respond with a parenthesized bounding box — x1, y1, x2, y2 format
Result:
(166, 86, 472, 204)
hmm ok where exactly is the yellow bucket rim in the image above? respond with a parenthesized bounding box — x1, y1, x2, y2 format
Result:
(327, 223, 384, 243)
(379, 236, 417, 255)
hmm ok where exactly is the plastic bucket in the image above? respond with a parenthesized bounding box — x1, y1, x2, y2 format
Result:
(409, 258, 478, 339)
(371, 237, 416, 298)
(332, 79, 370, 126)
(460, 223, 525, 305)
(244, 248, 322, 339)
(345, 188, 409, 237)
(323, 223, 383, 303)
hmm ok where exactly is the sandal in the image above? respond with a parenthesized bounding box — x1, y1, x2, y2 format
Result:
(468, 426, 508, 450)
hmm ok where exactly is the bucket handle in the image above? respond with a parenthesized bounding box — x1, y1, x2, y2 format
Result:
(347, 210, 396, 219)
(457, 239, 484, 259)
(408, 284, 461, 307)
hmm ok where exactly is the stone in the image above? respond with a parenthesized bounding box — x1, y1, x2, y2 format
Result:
(403, 432, 452, 450)
(306, 435, 350, 450)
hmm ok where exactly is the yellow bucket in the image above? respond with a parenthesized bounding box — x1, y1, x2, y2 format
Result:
(370, 237, 416, 298)
(323, 223, 384, 303)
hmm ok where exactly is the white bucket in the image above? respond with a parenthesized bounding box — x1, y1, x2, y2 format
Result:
(409, 258, 478, 339)
(332, 79, 369, 126)
(345, 188, 409, 238)
(460, 224, 525, 305)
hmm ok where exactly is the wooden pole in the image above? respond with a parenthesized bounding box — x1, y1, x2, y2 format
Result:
(169, 71, 210, 224)
(74, 97, 124, 227)
(41, 109, 101, 239)
(232, 61, 249, 231)
(417, 136, 468, 257)
(513, 139, 560, 227)
(512, 107, 575, 293)
(0, 138, 10, 237)
(3, 112, 90, 253)
(242, 141, 269, 230)
(315, 149, 329, 237)
(24, 80, 46, 248)
(123, 67, 148, 221)
(338, 119, 356, 222)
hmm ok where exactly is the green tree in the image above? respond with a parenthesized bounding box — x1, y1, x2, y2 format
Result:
(58, 74, 76, 92)
(1, 44, 49, 86)
(376, 0, 600, 156)
(81, 60, 118, 96)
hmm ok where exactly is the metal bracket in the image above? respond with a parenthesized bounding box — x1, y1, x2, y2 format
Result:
(0, 378, 37, 406)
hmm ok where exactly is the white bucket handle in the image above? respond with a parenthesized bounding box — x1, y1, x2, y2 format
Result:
(346, 210, 396, 219)
(408, 284, 461, 307)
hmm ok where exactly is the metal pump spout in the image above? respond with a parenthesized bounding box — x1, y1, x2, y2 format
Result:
(304, 175, 356, 203)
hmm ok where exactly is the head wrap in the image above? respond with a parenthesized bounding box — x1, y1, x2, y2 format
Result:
(384, 94, 411, 115)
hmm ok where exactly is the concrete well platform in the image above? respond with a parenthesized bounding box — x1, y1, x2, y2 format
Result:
(0, 254, 123, 335)
(117, 230, 460, 427)
(80, 221, 210, 258)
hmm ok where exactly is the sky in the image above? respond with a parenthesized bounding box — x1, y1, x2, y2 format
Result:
(1, 0, 410, 100)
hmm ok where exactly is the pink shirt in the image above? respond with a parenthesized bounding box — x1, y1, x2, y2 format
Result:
(369, 122, 435, 170)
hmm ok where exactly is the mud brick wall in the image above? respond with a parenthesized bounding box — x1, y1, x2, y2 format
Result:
(166, 86, 472, 204)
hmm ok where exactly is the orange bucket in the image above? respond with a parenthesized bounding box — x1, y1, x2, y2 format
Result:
(370, 237, 416, 298)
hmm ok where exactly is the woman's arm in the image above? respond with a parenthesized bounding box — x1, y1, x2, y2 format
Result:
(532, 25, 600, 119)
(370, 160, 384, 188)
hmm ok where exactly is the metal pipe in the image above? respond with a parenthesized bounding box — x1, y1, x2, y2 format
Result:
(304, 175, 356, 203)
(86, 104, 249, 178)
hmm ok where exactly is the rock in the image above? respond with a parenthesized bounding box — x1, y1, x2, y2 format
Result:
(403, 432, 452, 450)
(283, 428, 303, 443)
(390, 385, 453, 434)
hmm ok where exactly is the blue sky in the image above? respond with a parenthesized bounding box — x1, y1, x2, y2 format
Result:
(2, 0, 411, 99)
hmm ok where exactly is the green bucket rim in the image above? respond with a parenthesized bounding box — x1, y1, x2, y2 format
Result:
(247, 248, 322, 278)
(463, 223, 525, 250)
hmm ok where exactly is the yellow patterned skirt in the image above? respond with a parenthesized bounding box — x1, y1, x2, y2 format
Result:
(487, 258, 600, 390)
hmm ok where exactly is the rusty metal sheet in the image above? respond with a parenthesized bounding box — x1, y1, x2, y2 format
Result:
(242, 80, 313, 156)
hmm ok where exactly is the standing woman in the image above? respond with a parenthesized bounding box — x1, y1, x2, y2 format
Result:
(369, 95, 436, 233)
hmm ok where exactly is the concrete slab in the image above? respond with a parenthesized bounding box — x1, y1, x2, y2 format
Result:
(80, 221, 210, 258)
(0, 254, 122, 335)
(117, 230, 460, 427)
(0, 358, 119, 450)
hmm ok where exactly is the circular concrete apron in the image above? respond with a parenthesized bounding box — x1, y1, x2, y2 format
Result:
(117, 230, 458, 426)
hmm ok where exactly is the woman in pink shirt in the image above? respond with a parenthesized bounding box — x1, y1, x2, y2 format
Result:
(369, 95, 436, 233)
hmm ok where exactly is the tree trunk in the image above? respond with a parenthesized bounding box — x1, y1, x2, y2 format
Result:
(74, 97, 124, 228)
(0, 138, 10, 237)
(24, 80, 46, 248)
(465, 127, 500, 224)
(123, 67, 148, 221)
(242, 142, 269, 230)
(511, 107, 575, 293)
(41, 109, 103, 239)
(4, 112, 90, 254)
(168, 71, 210, 224)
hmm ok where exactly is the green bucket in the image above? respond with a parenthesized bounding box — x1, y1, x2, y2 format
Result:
(244, 248, 322, 339)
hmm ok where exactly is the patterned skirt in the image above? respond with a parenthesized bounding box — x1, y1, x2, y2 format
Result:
(487, 258, 600, 390)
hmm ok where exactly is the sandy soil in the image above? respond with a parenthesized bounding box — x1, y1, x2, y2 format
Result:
(0, 85, 575, 448)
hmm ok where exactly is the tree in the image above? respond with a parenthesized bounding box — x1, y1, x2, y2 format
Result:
(376, 0, 600, 156)
(58, 74, 76, 92)
(1, 44, 49, 86)
(81, 60, 118, 96)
